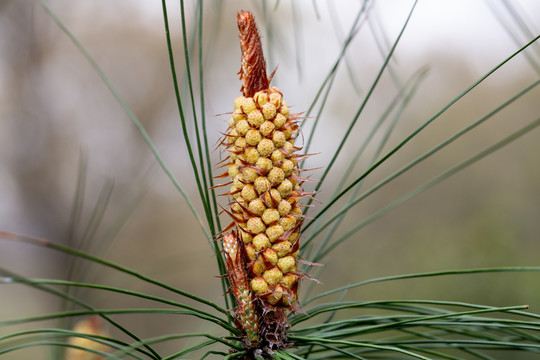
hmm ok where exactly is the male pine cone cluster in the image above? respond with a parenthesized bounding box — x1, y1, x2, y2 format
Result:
(223, 87, 303, 307)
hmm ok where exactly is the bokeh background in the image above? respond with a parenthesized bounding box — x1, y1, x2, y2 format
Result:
(1, 0, 540, 358)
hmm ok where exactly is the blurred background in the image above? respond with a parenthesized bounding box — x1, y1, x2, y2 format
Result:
(1, 0, 540, 358)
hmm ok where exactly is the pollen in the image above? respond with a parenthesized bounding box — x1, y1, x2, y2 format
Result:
(266, 284, 285, 305)
(262, 248, 278, 266)
(272, 241, 292, 257)
(242, 97, 257, 114)
(281, 159, 295, 176)
(241, 167, 259, 183)
(247, 217, 266, 234)
(235, 119, 250, 135)
(252, 257, 266, 275)
(248, 198, 266, 216)
(234, 96, 246, 110)
(255, 157, 273, 173)
(247, 109, 264, 127)
(240, 230, 253, 244)
(280, 102, 290, 117)
(233, 174, 245, 189)
(241, 184, 258, 202)
(232, 109, 246, 122)
(259, 120, 275, 137)
(280, 274, 298, 289)
(257, 138, 275, 157)
(283, 141, 294, 155)
(261, 208, 280, 225)
(228, 128, 239, 144)
(254, 90, 268, 107)
(279, 215, 297, 231)
(262, 102, 277, 120)
(245, 129, 262, 146)
(272, 131, 287, 148)
(277, 200, 292, 216)
(244, 147, 260, 164)
(251, 277, 269, 295)
(228, 164, 240, 178)
(267, 167, 285, 184)
(273, 113, 287, 129)
(254, 176, 271, 194)
(253, 233, 271, 252)
(235, 136, 247, 149)
(277, 256, 296, 274)
(269, 92, 282, 108)
(263, 267, 283, 286)
(262, 188, 281, 207)
(288, 231, 300, 244)
(271, 149, 285, 163)
(277, 179, 293, 198)
(245, 244, 257, 261)
(266, 224, 285, 242)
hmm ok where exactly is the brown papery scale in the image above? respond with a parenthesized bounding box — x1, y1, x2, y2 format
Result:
(237, 11, 269, 97)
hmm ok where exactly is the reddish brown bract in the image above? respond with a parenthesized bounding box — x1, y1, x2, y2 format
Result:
(237, 11, 269, 97)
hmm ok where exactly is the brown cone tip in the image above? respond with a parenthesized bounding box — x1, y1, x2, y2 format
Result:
(237, 11, 269, 97)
